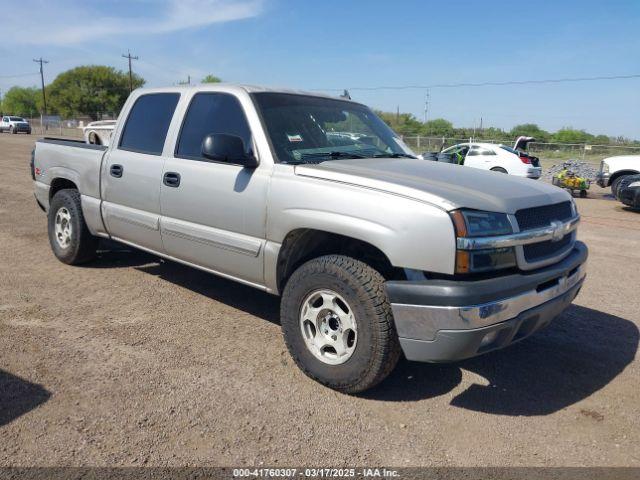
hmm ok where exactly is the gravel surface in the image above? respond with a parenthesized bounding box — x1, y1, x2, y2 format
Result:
(1, 134, 639, 467)
(542, 160, 601, 181)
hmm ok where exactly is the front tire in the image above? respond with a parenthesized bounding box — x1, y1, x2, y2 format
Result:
(280, 255, 401, 393)
(48, 189, 98, 264)
(10, 126, 16, 134)
(611, 175, 631, 198)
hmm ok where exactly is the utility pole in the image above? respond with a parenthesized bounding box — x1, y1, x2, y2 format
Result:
(33, 57, 49, 115)
(121, 50, 139, 93)
(424, 89, 430, 123)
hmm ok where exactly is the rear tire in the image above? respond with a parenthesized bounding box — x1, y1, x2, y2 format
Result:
(491, 167, 508, 174)
(280, 255, 401, 393)
(48, 189, 98, 265)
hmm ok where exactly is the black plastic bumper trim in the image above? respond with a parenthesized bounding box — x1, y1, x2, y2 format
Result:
(386, 241, 587, 307)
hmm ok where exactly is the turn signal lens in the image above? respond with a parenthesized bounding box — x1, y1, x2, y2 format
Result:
(455, 250, 470, 274)
(450, 210, 468, 237)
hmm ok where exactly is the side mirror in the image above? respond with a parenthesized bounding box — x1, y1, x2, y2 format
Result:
(201, 133, 258, 168)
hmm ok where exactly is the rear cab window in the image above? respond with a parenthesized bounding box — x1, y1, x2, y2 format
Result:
(119, 93, 180, 155)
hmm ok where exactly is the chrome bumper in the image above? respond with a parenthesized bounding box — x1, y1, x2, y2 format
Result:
(596, 172, 610, 187)
(387, 242, 588, 362)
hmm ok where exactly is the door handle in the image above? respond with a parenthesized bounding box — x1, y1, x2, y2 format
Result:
(110, 164, 123, 178)
(163, 172, 181, 187)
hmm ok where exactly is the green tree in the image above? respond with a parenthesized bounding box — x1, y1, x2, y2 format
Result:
(509, 123, 550, 142)
(551, 128, 594, 143)
(201, 74, 222, 83)
(1, 86, 41, 117)
(48, 65, 145, 119)
(375, 110, 426, 136)
(424, 118, 454, 136)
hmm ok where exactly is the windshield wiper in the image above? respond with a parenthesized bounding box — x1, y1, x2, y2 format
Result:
(373, 153, 417, 159)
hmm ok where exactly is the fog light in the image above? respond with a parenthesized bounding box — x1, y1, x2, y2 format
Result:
(480, 330, 500, 348)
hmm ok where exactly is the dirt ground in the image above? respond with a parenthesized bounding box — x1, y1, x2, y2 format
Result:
(1, 133, 639, 467)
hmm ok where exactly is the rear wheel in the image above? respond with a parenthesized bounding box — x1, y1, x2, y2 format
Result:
(48, 189, 98, 264)
(280, 255, 401, 393)
(491, 167, 508, 174)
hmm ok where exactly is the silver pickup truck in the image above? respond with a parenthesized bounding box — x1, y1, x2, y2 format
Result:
(32, 84, 588, 392)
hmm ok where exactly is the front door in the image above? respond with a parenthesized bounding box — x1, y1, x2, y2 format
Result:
(159, 92, 269, 286)
(101, 92, 180, 252)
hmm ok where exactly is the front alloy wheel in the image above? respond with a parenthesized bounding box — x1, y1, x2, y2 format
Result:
(300, 289, 357, 365)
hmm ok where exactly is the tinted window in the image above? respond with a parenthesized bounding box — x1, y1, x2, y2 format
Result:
(176, 93, 252, 161)
(10, 117, 24, 121)
(119, 93, 180, 155)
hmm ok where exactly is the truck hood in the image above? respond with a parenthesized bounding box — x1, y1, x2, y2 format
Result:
(295, 157, 569, 214)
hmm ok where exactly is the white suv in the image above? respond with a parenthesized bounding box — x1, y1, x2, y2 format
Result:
(440, 142, 542, 179)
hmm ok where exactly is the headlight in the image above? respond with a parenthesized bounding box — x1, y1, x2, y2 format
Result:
(629, 181, 640, 188)
(601, 161, 609, 174)
(450, 209, 517, 274)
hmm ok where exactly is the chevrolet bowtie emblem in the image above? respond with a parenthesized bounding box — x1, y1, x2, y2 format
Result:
(550, 220, 565, 242)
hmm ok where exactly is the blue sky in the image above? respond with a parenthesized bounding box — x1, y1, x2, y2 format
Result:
(1, 0, 639, 138)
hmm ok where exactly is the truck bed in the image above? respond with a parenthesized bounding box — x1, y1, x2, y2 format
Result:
(34, 137, 107, 201)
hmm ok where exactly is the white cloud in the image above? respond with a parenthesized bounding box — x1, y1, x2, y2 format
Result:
(2, 0, 264, 45)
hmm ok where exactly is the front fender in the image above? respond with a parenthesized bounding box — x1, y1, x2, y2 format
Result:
(267, 170, 457, 276)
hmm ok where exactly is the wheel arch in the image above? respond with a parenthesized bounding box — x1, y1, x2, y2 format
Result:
(275, 228, 401, 294)
(49, 177, 79, 200)
(610, 170, 640, 184)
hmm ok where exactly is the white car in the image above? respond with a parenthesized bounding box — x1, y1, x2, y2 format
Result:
(596, 155, 640, 195)
(439, 142, 542, 179)
(0, 116, 31, 134)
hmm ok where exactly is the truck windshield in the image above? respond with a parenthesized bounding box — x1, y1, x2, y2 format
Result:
(252, 92, 415, 164)
(9, 117, 25, 122)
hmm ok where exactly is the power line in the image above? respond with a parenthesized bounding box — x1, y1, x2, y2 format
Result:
(33, 58, 49, 114)
(0, 72, 39, 79)
(312, 73, 640, 92)
(121, 50, 139, 93)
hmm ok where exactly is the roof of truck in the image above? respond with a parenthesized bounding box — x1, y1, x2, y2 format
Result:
(132, 83, 358, 103)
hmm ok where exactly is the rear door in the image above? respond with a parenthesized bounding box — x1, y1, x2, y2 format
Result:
(101, 92, 180, 252)
(465, 145, 496, 170)
(159, 91, 269, 287)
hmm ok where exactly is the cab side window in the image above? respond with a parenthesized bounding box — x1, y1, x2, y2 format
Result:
(119, 93, 180, 155)
(175, 92, 252, 162)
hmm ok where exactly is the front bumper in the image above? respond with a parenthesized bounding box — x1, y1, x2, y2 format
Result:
(386, 242, 588, 362)
(596, 171, 610, 187)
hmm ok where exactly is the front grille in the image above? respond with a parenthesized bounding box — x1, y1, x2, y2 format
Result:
(523, 233, 573, 262)
(516, 201, 575, 265)
(515, 201, 573, 231)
